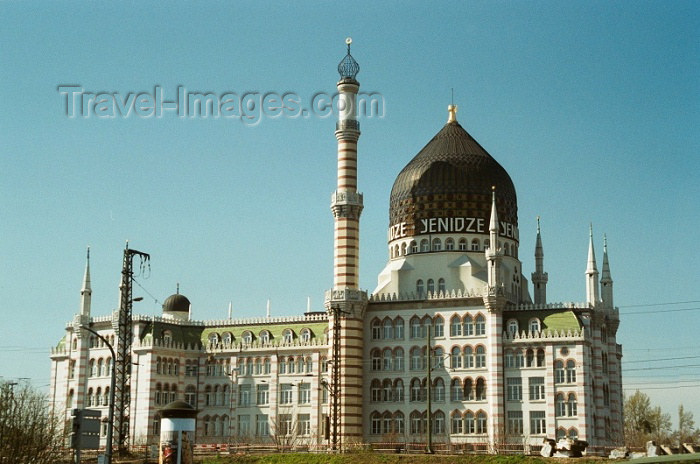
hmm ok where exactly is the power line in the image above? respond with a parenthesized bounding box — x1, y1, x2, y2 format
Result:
(623, 384, 700, 391)
(621, 307, 700, 316)
(623, 364, 700, 372)
(619, 300, 700, 308)
(624, 355, 700, 364)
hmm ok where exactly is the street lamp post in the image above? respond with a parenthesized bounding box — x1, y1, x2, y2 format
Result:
(81, 325, 116, 464)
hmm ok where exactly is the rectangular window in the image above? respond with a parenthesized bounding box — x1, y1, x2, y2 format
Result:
(297, 414, 310, 436)
(506, 377, 522, 401)
(434, 321, 444, 337)
(372, 416, 382, 435)
(256, 384, 269, 405)
(451, 415, 463, 434)
(529, 377, 545, 401)
(507, 410, 523, 434)
(256, 414, 269, 436)
(239, 385, 251, 406)
(530, 411, 546, 435)
(237, 415, 250, 437)
(280, 384, 293, 404)
(278, 414, 292, 436)
(298, 383, 311, 404)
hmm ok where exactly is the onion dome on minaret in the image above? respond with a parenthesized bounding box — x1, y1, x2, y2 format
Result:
(338, 38, 360, 81)
(162, 284, 191, 320)
(389, 105, 518, 241)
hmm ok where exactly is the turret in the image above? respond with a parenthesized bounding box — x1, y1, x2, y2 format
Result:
(531, 217, 548, 305)
(585, 224, 600, 306)
(600, 234, 614, 308)
(485, 188, 502, 290)
(80, 247, 92, 317)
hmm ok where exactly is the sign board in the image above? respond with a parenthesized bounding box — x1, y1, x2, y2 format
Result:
(71, 408, 102, 450)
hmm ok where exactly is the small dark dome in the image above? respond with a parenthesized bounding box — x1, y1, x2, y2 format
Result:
(162, 293, 190, 313)
(390, 121, 517, 239)
(161, 400, 198, 418)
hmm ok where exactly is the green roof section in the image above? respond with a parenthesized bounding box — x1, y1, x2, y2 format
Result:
(503, 309, 581, 333)
(201, 321, 328, 344)
(139, 320, 204, 347)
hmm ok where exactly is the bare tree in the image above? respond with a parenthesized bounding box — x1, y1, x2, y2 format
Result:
(624, 390, 672, 447)
(0, 381, 65, 464)
(675, 405, 696, 447)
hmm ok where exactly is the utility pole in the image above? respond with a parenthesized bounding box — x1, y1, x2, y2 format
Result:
(329, 304, 345, 452)
(113, 243, 149, 454)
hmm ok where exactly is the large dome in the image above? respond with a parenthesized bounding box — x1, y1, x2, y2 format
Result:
(162, 293, 191, 313)
(389, 119, 517, 239)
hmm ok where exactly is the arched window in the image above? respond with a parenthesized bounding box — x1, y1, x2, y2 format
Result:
(463, 346, 474, 369)
(463, 315, 474, 336)
(459, 238, 467, 251)
(410, 317, 422, 339)
(507, 319, 518, 335)
(300, 328, 311, 343)
(185, 385, 195, 406)
(475, 314, 486, 335)
(89, 359, 96, 377)
(410, 378, 422, 402)
(163, 330, 173, 344)
(451, 346, 462, 369)
(410, 241, 418, 254)
(432, 238, 441, 251)
(67, 389, 74, 408)
(504, 349, 514, 368)
(259, 330, 270, 344)
(222, 332, 233, 345)
(416, 280, 424, 296)
(438, 278, 446, 293)
(394, 411, 405, 434)
(464, 378, 474, 401)
(395, 317, 405, 339)
(433, 347, 444, 368)
(450, 315, 462, 336)
(254, 358, 262, 375)
(370, 380, 381, 402)
(476, 411, 487, 434)
(393, 379, 405, 402)
(383, 348, 392, 371)
(568, 427, 579, 440)
(475, 345, 486, 368)
(394, 347, 404, 371)
(504, 243, 510, 256)
(471, 239, 480, 251)
(433, 410, 446, 434)
(556, 393, 566, 417)
(87, 388, 94, 407)
(556, 427, 567, 440)
(529, 318, 541, 333)
(155, 384, 162, 405)
(208, 332, 220, 345)
(514, 349, 524, 367)
(433, 316, 444, 337)
(410, 411, 423, 435)
(282, 329, 294, 344)
(263, 357, 271, 374)
(370, 411, 381, 434)
(464, 411, 475, 434)
(445, 238, 455, 250)
(451, 378, 463, 401)
(394, 244, 400, 258)
(98, 358, 105, 377)
(566, 360, 576, 383)
(242, 331, 253, 344)
(475, 378, 486, 400)
(433, 378, 445, 402)
(382, 318, 394, 339)
(451, 410, 463, 434)
(537, 349, 545, 367)
(371, 318, 381, 340)
(427, 279, 435, 294)
(526, 349, 534, 367)
(555, 360, 565, 383)
(371, 349, 381, 371)
(567, 394, 578, 416)
(401, 243, 407, 256)
(410, 347, 422, 370)
(287, 356, 296, 373)
(382, 379, 392, 402)
(278, 357, 287, 374)
(420, 239, 429, 252)
(95, 387, 102, 406)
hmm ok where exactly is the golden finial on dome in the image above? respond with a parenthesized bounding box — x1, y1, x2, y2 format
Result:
(447, 104, 458, 123)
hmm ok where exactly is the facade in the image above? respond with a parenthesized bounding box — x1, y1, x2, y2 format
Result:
(49, 43, 623, 453)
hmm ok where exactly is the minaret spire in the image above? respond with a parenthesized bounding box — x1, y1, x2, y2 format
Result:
(531, 217, 548, 305)
(600, 234, 614, 308)
(586, 224, 600, 306)
(485, 187, 502, 291)
(80, 246, 92, 317)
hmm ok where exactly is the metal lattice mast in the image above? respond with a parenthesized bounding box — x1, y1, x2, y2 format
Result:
(113, 243, 149, 453)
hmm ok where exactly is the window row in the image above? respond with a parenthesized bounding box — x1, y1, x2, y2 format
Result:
(207, 328, 314, 346)
(234, 413, 271, 437)
(201, 415, 230, 436)
(238, 357, 272, 376)
(391, 237, 518, 258)
(278, 356, 313, 375)
(369, 377, 487, 403)
(505, 318, 542, 335)
(504, 349, 546, 368)
(506, 410, 546, 435)
(370, 314, 487, 341)
(154, 383, 178, 405)
(202, 384, 230, 406)
(555, 393, 578, 417)
(156, 357, 179, 376)
(506, 377, 546, 401)
(83, 387, 111, 407)
(87, 358, 112, 378)
(554, 360, 577, 384)
(415, 278, 446, 296)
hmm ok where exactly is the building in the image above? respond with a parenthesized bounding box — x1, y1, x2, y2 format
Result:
(49, 42, 623, 454)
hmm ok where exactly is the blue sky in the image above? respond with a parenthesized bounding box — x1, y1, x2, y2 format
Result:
(1, 1, 698, 424)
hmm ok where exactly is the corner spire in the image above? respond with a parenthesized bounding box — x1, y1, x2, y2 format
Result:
(586, 224, 600, 306)
(601, 234, 614, 308)
(532, 217, 548, 305)
(80, 246, 92, 317)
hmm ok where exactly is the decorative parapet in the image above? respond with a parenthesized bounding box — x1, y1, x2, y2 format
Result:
(331, 191, 363, 206)
(509, 302, 589, 312)
(369, 286, 516, 303)
(50, 346, 69, 357)
(325, 288, 368, 304)
(502, 327, 586, 343)
(206, 336, 329, 353)
(133, 338, 202, 351)
(66, 312, 328, 329)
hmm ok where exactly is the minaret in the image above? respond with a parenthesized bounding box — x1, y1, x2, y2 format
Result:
(531, 217, 548, 305)
(325, 38, 368, 449)
(485, 188, 502, 291)
(585, 224, 600, 306)
(80, 246, 92, 317)
(600, 234, 614, 308)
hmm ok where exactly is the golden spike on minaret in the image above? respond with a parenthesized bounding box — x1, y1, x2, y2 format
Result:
(447, 104, 458, 123)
